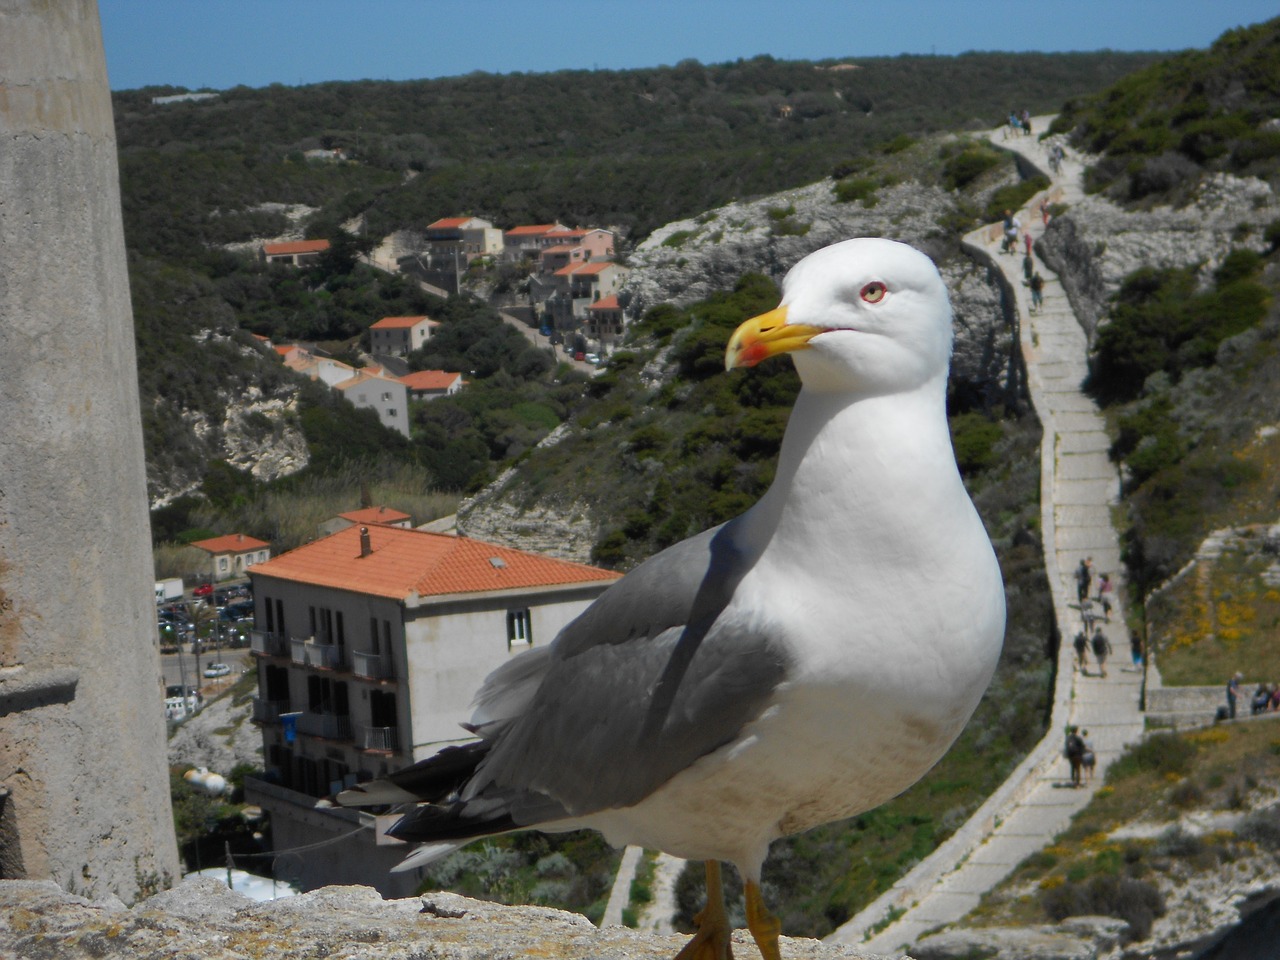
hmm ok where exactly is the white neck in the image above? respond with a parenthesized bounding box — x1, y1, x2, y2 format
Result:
(738, 374, 972, 574)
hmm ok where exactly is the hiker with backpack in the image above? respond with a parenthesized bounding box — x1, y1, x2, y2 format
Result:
(1064, 726, 1086, 787)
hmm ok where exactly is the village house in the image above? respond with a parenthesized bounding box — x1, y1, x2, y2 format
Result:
(244, 524, 620, 894)
(398, 369, 464, 401)
(368, 315, 438, 356)
(317, 505, 414, 538)
(334, 369, 410, 438)
(537, 228, 616, 275)
(424, 216, 504, 265)
(277, 345, 410, 437)
(191, 533, 271, 581)
(261, 239, 331, 267)
(586, 294, 626, 349)
(285, 351, 360, 389)
(547, 260, 630, 327)
(501, 222, 567, 262)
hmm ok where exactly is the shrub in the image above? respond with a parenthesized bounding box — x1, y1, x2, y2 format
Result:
(834, 177, 878, 204)
(1107, 732, 1195, 782)
(1040, 875, 1165, 940)
(951, 412, 1003, 474)
(982, 176, 1051, 223)
(942, 146, 1002, 190)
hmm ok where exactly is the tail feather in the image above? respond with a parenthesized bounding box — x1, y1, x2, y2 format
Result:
(335, 740, 490, 809)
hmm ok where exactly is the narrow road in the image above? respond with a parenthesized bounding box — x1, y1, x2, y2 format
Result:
(830, 119, 1150, 954)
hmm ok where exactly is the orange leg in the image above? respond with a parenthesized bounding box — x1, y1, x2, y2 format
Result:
(744, 880, 782, 960)
(674, 861, 734, 960)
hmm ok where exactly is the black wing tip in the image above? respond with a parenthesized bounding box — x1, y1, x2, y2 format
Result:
(386, 803, 518, 844)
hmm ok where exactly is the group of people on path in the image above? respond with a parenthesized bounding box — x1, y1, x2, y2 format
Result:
(1004, 109, 1034, 139)
(1002, 207, 1046, 312)
(1224, 672, 1280, 720)
(1072, 557, 1142, 679)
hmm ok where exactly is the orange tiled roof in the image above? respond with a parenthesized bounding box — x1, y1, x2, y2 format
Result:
(339, 506, 411, 525)
(273, 344, 296, 356)
(571, 261, 620, 275)
(192, 533, 270, 555)
(250, 525, 620, 600)
(505, 223, 563, 237)
(371, 315, 436, 330)
(427, 217, 470, 230)
(400, 370, 462, 391)
(589, 295, 622, 311)
(554, 260, 621, 277)
(263, 239, 330, 256)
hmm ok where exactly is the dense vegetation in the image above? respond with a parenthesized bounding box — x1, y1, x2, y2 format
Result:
(1050, 17, 1280, 203)
(121, 51, 1159, 528)
(117, 52, 1161, 256)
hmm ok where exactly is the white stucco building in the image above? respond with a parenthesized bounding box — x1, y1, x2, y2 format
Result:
(244, 523, 620, 894)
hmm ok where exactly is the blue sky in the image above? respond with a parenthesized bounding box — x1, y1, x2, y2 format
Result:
(99, 1, 1277, 91)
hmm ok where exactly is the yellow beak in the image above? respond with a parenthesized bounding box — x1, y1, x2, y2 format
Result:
(724, 306, 827, 371)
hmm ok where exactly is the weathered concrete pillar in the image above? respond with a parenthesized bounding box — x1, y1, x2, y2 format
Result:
(0, 0, 181, 900)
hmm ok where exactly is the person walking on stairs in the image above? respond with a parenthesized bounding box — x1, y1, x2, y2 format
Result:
(1091, 628, 1112, 678)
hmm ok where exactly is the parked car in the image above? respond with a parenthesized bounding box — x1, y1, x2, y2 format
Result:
(573, 351, 585, 361)
(203, 662, 232, 679)
(193, 583, 213, 598)
(584, 353, 601, 365)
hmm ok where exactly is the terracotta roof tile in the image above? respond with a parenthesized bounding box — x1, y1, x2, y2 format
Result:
(250, 525, 619, 600)
(192, 533, 270, 554)
(427, 217, 470, 230)
(262, 239, 330, 256)
(338, 506, 412, 525)
(399, 370, 462, 391)
(505, 223, 563, 237)
(371, 315, 436, 330)
(589, 295, 622, 311)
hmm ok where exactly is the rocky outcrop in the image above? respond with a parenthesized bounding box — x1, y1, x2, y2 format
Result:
(1037, 173, 1279, 342)
(0, 879, 901, 960)
(457, 425, 603, 563)
(167, 683, 262, 774)
(912, 916, 1127, 960)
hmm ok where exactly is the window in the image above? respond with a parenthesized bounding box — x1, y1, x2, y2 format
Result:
(506, 608, 533, 649)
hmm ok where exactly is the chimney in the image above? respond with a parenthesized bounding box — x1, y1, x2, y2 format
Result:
(359, 526, 372, 558)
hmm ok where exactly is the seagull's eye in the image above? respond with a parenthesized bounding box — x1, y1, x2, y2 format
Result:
(860, 281, 887, 304)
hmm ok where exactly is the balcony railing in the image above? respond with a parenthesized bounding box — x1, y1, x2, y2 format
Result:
(290, 638, 344, 670)
(352, 650, 394, 681)
(358, 724, 400, 753)
(251, 698, 290, 724)
(250, 630, 288, 657)
(296, 711, 352, 741)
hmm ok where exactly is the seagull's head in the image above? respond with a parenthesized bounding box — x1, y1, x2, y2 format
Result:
(725, 238, 953, 395)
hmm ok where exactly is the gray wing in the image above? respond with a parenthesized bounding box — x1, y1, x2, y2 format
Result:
(463, 518, 790, 822)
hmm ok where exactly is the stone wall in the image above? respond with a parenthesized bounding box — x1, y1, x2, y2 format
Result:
(0, 878, 896, 960)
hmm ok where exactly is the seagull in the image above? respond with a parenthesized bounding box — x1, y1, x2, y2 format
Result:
(338, 238, 1006, 960)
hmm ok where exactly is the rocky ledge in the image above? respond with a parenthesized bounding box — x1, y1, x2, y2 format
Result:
(0, 878, 902, 960)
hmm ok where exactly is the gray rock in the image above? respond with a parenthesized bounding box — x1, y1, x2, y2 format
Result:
(0, 878, 906, 960)
(1037, 172, 1278, 343)
(912, 924, 1098, 960)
